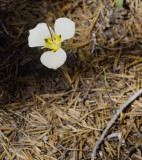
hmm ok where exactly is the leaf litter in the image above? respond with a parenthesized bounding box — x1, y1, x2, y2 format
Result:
(0, 0, 142, 159)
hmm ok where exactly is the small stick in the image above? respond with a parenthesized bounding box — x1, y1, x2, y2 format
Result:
(0, 51, 15, 67)
(73, 136, 77, 160)
(0, 19, 9, 35)
(91, 89, 142, 160)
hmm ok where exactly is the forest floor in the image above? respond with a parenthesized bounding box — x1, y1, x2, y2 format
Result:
(0, 0, 142, 159)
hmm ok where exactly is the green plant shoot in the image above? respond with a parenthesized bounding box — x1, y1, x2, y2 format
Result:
(114, 0, 124, 10)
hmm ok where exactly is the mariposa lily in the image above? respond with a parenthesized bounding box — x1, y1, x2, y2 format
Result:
(28, 18, 75, 69)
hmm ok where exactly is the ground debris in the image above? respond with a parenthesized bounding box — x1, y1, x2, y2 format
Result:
(0, 0, 142, 159)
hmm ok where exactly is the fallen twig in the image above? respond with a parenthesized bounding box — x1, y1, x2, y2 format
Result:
(73, 136, 77, 160)
(91, 89, 142, 160)
(0, 19, 9, 35)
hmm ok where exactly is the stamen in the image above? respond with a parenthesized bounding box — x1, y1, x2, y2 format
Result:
(44, 33, 62, 52)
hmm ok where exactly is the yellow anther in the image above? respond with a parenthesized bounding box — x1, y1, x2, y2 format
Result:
(44, 34, 62, 52)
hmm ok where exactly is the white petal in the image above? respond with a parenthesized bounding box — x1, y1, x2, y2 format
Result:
(54, 18, 75, 41)
(28, 23, 50, 47)
(40, 48, 67, 69)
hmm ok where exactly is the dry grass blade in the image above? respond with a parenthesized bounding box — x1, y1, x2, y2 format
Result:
(0, 0, 142, 159)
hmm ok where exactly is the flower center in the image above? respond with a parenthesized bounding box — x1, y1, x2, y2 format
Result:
(44, 34, 62, 52)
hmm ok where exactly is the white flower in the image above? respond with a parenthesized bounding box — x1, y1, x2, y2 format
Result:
(28, 18, 75, 69)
